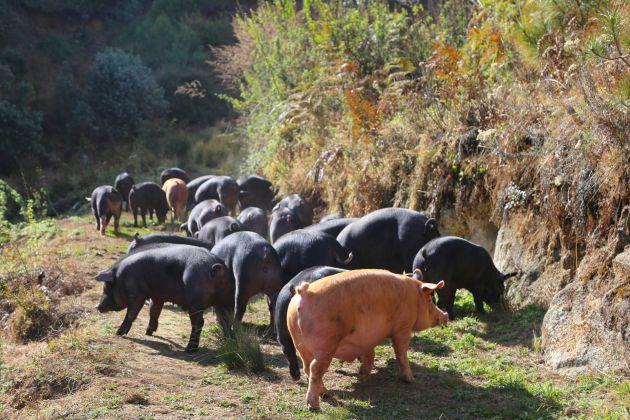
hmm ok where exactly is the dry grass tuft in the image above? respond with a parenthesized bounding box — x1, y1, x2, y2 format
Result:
(1, 244, 88, 343)
(3, 328, 120, 409)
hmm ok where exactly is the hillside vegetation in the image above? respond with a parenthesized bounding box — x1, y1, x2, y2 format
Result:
(215, 0, 629, 372)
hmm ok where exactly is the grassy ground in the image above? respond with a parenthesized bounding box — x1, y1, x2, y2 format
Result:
(0, 214, 628, 419)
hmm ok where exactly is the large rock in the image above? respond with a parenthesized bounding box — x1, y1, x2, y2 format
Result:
(541, 245, 629, 374)
(493, 212, 570, 309)
(491, 210, 628, 374)
(439, 206, 498, 254)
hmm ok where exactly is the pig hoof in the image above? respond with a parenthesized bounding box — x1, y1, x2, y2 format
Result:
(145, 328, 155, 336)
(401, 375, 415, 383)
(358, 373, 369, 382)
(116, 328, 128, 336)
(307, 403, 321, 412)
(290, 370, 301, 381)
(185, 345, 199, 353)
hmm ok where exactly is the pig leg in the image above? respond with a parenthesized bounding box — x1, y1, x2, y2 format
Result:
(149, 208, 154, 220)
(215, 306, 233, 336)
(306, 356, 332, 410)
(145, 299, 164, 336)
(100, 215, 108, 235)
(358, 349, 375, 381)
(132, 209, 138, 227)
(234, 290, 249, 323)
(473, 294, 486, 314)
(141, 208, 147, 227)
(116, 297, 144, 336)
(280, 335, 301, 381)
(114, 213, 120, 233)
(392, 333, 413, 383)
(296, 347, 314, 379)
(266, 294, 275, 333)
(185, 310, 204, 353)
(93, 204, 100, 231)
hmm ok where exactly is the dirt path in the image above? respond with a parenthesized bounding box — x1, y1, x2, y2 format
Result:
(1, 215, 627, 419)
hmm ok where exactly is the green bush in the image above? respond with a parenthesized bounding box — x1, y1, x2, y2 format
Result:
(82, 48, 168, 141)
(0, 100, 43, 175)
(0, 180, 22, 224)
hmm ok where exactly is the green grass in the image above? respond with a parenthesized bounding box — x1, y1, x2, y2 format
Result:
(213, 324, 266, 373)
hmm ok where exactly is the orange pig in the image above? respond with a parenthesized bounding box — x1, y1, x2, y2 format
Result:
(162, 178, 188, 222)
(287, 269, 448, 410)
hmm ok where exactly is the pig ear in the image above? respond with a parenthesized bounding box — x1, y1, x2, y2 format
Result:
(133, 232, 140, 241)
(420, 280, 444, 294)
(230, 222, 240, 232)
(424, 218, 438, 235)
(95, 270, 114, 283)
(211, 263, 225, 277)
(421, 248, 427, 259)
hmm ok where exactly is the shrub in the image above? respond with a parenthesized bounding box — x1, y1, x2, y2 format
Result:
(213, 324, 266, 372)
(0, 244, 85, 343)
(0, 100, 43, 175)
(0, 180, 22, 224)
(82, 48, 168, 141)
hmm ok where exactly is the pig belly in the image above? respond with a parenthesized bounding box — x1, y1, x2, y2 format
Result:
(332, 321, 392, 362)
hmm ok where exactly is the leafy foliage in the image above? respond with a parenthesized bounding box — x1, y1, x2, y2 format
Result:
(223, 0, 627, 253)
(81, 49, 168, 141)
(0, 100, 43, 175)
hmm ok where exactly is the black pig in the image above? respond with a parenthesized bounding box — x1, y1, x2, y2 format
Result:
(270, 207, 301, 244)
(337, 207, 440, 273)
(237, 207, 269, 239)
(195, 176, 240, 214)
(237, 175, 274, 211)
(273, 229, 353, 284)
(127, 233, 213, 254)
(114, 172, 134, 211)
(211, 232, 283, 324)
(94, 245, 232, 352)
(412, 236, 517, 317)
(195, 216, 241, 247)
(160, 167, 190, 185)
(183, 199, 228, 237)
(89, 186, 123, 235)
(273, 194, 313, 226)
(128, 182, 169, 227)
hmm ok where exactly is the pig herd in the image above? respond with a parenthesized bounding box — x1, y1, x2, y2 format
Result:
(91, 167, 517, 410)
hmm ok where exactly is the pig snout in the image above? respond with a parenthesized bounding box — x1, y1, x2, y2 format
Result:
(440, 310, 449, 325)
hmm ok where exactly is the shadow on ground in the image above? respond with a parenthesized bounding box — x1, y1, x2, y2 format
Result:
(322, 359, 561, 419)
